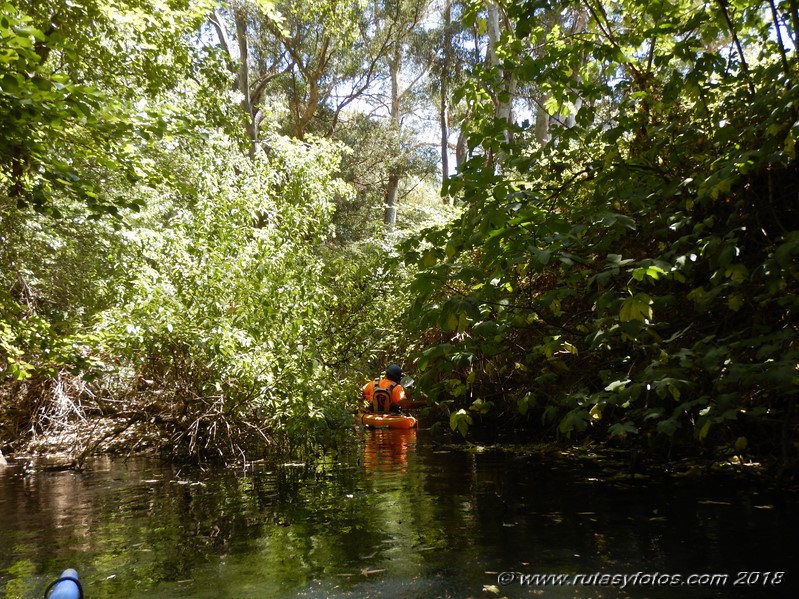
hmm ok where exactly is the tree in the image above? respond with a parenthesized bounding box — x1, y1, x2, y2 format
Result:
(376, 0, 439, 225)
(422, 0, 472, 198)
(440, 0, 453, 187)
(210, 0, 394, 143)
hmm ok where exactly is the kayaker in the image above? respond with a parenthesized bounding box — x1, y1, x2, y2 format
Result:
(362, 364, 408, 413)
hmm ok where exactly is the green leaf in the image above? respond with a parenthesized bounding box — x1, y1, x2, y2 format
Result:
(656, 417, 680, 437)
(421, 249, 439, 267)
(620, 293, 653, 323)
(727, 294, 744, 311)
(558, 409, 589, 437)
(697, 419, 712, 441)
(608, 421, 638, 438)
(470, 398, 492, 414)
(725, 263, 748, 284)
(517, 392, 535, 415)
(449, 409, 473, 437)
(631, 265, 666, 282)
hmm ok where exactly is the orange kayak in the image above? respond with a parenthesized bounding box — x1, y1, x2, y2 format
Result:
(355, 412, 418, 429)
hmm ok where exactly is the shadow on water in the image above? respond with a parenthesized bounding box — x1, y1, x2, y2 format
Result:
(1, 428, 797, 598)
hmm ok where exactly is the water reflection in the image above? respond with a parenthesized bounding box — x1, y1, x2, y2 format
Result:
(362, 429, 415, 475)
(0, 435, 797, 598)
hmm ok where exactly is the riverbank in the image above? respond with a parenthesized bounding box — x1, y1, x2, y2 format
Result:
(4, 413, 797, 496)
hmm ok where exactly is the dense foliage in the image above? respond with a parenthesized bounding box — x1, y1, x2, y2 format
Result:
(1, 0, 796, 472)
(406, 0, 799, 471)
(0, 0, 430, 463)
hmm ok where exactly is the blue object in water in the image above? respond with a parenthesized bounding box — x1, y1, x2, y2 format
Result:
(46, 569, 82, 599)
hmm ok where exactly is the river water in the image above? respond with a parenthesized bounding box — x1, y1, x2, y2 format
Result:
(1, 427, 797, 598)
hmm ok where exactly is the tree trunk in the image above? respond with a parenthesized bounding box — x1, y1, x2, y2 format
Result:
(384, 171, 399, 226)
(486, 2, 515, 158)
(234, 8, 258, 157)
(455, 130, 467, 170)
(384, 47, 402, 226)
(210, 8, 258, 157)
(535, 101, 550, 144)
(440, 0, 452, 199)
(440, 91, 450, 192)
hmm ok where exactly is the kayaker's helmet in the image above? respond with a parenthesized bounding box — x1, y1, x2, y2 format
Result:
(386, 364, 403, 383)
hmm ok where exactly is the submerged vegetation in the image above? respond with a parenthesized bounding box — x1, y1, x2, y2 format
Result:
(1, 0, 798, 475)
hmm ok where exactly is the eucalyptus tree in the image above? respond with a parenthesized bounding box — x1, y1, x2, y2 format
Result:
(210, 0, 394, 144)
(209, 0, 452, 229)
(439, 0, 455, 185)
(450, 0, 589, 162)
(367, 0, 441, 225)
(513, 5, 590, 144)
(424, 0, 473, 193)
(485, 1, 516, 144)
(444, 0, 521, 169)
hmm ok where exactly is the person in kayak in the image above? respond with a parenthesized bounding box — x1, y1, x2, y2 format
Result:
(362, 364, 408, 413)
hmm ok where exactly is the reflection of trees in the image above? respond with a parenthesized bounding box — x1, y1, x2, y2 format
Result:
(3, 450, 791, 598)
